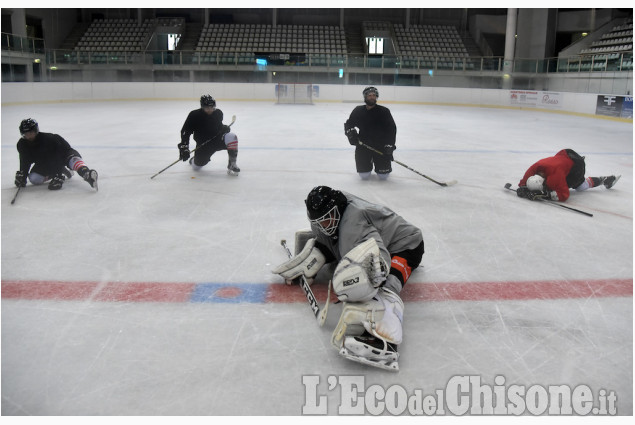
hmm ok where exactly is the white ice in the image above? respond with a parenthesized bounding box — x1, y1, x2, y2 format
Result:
(1, 99, 633, 415)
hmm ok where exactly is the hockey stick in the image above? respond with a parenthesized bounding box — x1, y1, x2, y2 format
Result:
(504, 183, 593, 217)
(280, 239, 329, 327)
(357, 141, 457, 187)
(10, 186, 23, 205)
(150, 115, 236, 179)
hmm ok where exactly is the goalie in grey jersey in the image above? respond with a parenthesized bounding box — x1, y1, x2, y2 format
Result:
(273, 186, 424, 370)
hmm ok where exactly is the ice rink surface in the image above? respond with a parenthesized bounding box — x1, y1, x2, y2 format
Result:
(1, 98, 633, 416)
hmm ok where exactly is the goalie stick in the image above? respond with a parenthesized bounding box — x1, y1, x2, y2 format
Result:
(504, 183, 593, 217)
(150, 115, 236, 179)
(357, 140, 457, 187)
(280, 239, 330, 327)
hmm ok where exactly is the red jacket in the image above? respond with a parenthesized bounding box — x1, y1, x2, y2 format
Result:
(519, 150, 574, 201)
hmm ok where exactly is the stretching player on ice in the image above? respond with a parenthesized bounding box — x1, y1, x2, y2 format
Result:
(344, 86, 397, 180)
(14, 118, 98, 191)
(273, 186, 424, 371)
(179, 95, 240, 176)
(516, 148, 619, 202)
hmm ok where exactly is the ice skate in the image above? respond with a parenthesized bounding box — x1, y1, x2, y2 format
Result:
(78, 166, 98, 191)
(227, 159, 240, 176)
(603, 175, 620, 189)
(339, 333, 399, 372)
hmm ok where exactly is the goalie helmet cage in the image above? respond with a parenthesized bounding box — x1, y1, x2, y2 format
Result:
(276, 83, 314, 104)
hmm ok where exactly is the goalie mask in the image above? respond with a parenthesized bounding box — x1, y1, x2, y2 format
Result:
(305, 186, 348, 237)
(527, 175, 545, 192)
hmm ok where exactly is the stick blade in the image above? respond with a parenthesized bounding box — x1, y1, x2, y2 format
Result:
(442, 180, 458, 187)
(504, 183, 512, 189)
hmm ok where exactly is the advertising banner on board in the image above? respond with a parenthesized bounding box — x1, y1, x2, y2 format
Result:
(595, 95, 626, 118)
(509, 90, 562, 109)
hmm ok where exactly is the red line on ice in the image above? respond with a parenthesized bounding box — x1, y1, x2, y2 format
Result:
(1, 278, 631, 303)
(1, 280, 195, 303)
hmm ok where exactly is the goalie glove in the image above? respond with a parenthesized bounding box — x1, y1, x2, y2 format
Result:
(272, 238, 326, 285)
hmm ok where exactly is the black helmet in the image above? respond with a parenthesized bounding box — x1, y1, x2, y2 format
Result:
(19, 118, 39, 135)
(200, 94, 216, 108)
(305, 186, 348, 237)
(363, 86, 379, 98)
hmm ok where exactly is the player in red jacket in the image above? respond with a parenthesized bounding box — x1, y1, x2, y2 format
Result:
(517, 149, 619, 202)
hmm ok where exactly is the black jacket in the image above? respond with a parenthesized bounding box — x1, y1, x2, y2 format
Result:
(345, 104, 397, 147)
(180, 108, 225, 146)
(17, 132, 75, 175)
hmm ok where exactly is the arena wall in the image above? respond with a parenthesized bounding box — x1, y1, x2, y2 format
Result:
(1, 82, 630, 121)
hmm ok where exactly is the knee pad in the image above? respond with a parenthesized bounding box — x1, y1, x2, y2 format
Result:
(333, 238, 389, 303)
(28, 172, 46, 185)
(332, 287, 404, 349)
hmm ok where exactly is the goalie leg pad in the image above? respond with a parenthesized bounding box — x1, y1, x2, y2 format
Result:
(331, 287, 404, 350)
(333, 238, 389, 302)
(272, 238, 326, 283)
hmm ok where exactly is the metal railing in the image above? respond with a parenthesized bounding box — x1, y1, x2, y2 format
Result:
(38, 49, 634, 73)
(1, 32, 45, 54)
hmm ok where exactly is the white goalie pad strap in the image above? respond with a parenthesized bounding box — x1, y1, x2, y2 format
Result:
(332, 238, 388, 302)
(331, 288, 404, 349)
(272, 238, 326, 280)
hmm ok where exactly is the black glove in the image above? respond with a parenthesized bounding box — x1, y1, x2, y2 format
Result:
(517, 186, 549, 201)
(383, 144, 396, 160)
(345, 127, 359, 145)
(178, 142, 190, 162)
(528, 191, 550, 201)
(516, 186, 530, 199)
(222, 125, 231, 134)
(14, 171, 27, 187)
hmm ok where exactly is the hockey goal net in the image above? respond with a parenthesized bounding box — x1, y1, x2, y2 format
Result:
(276, 83, 314, 104)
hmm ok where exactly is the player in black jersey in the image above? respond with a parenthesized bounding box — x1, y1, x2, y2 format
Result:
(15, 118, 98, 191)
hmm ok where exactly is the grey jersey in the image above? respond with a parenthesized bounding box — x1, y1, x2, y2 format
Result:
(312, 191, 423, 265)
